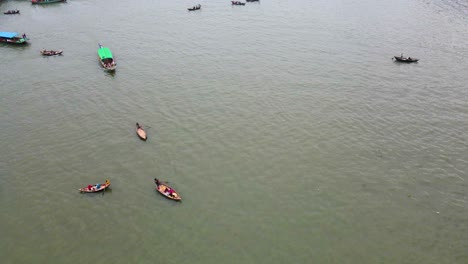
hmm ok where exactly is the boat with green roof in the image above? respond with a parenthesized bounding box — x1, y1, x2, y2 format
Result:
(0, 32, 28, 44)
(98, 44, 116, 71)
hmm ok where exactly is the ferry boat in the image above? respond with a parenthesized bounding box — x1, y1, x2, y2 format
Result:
(0, 32, 28, 44)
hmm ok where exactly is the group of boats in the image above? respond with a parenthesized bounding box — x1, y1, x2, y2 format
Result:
(188, 1, 259, 10)
(78, 123, 181, 201)
(78, 179, 182, 201)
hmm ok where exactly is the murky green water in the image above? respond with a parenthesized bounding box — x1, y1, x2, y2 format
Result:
(1, 0, 467, 263)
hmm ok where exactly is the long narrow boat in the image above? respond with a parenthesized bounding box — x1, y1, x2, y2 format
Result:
(31, 0, 66, 4)
(98, 44, 116, 71)
(0, 32, 28, 44)
(136, 122, 147, 141)
(393, 55, 419, 63)
(40, 49, 63, 56)
(154, 178, 182, 201)
(79, 180, 110, 193)
(188, 4, 201, 11)
(4, 10, 20, 15)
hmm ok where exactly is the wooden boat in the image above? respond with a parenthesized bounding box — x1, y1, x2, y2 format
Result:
(0, 32, 28, 44)
(136, 122, 147, 141)
(31, 0, 66, 4)
(40, 49, 63, 56)
(98, 44, 116, 71)
(188, 4, 201, 11)
(246, 0, 259, 2)
(393, 54, 419, 63)
(4, 10, 20, 15)
(154, 178, 181, 201)
(79, 180, 110, 193)
(232, 1, 246, 5)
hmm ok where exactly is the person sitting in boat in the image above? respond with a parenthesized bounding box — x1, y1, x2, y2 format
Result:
(105, 180, 110, 185)
(408, 57, 412, 60)
(96, 183, 101, 189)
(87, 184, 93, 191)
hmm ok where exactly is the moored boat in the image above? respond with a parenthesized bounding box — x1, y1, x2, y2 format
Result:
(40, 49, 63, 56)
(393, 54, 419, 63)
(31, 0, 66, 4)
(136, 122, 147, 141)
(4, 10, 20, 15)
(98, 44, 116, 71)
(154, 178, 182, 201)
(79, 180, 111, 193)
(0, 32, 28, 44)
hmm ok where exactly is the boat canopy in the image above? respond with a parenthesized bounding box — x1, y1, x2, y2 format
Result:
(0, 32, 19, 39)
(98, 47, 113, 60)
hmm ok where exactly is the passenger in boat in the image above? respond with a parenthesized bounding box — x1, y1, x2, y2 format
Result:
(408, 57, 412, 60)
(154, 178, 161, 186)
(87, 185, 93, 190)
(96, 183, 101, 189)
(22, 33, 27, 39)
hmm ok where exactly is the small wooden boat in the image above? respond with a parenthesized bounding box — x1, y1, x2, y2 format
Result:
(232, 1, 246, 5)
(136, 122, 147, 141)
(246, 0, 259, 2)
(0, 32, 28, 44)
(154, 178, 182, 201)
(79, 180, 110, 193)
(31, 0, 66, 4)
(393, 54, 419, 63)
(40, 49, 63, 56)
(4, 10, 20, 15)
(98, 44, 116, 71)
(188, 4, 201, 11)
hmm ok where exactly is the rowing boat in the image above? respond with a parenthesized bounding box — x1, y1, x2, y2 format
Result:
(79, 180, 110, 193)
(31, 0, 66, 4)
(154, 178, 181, 201)
(136, 122, 147, 141)
(41, 50, 63, 56)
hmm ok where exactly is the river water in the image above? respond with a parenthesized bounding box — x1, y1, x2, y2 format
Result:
(1, 0, 467, 263)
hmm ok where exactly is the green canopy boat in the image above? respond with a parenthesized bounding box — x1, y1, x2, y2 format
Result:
(0, 32, 28, 44)
(98, 44, 116, 71)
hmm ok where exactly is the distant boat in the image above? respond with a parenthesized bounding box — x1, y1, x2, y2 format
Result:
(79, 180, 111, 193)
(4, 10, 20, 15)
(136, 122, 147, 141)
(246, 0, 260, 2)
(232, 1, 246, 5)
(393, 54, 419, 63)
(31, 0, 66, 4)
(154, 178, 182, 201)
(0, 32, 28, 44)
(98, 44, 116, 71)
(188, 4, 201, 11)
(40, 49, 63, 56)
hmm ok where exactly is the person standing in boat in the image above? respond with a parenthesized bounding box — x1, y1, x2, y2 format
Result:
(154, 178, 161, 186)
